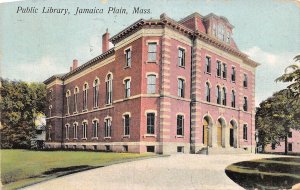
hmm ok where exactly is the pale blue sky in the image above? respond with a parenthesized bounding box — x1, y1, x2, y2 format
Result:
(0, 0, 299, 105)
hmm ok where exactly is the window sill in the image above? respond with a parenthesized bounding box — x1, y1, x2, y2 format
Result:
(92, 137, 98, 140)
(93, 107, 99, 110)
(81, 138, 87, 140)
(143, 134, 156, 138)
(204, 72, 211, 75)
(73, 112, 78, 114)
(82, 109, 88, 112)
(175, 135, 184, 138)
(124, 65, 131, 69)
(65, 138, 69, 140)
(105, 103, 112, 107)
(231, 81, 236, 83)
(122, 135, 130, 138)
(65, 114, 70, 116)
(146, 61, 158, 64)
(73, 138, 78, 140)
(178, 65, 185, 69)
(104, 137, 111, 140)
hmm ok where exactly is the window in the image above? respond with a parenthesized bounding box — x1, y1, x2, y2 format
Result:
(148, 42, 157, 61)
(65, 124, 70, 139)
(226, 31, 231, 44)
(178, 48, 185, 67)
(92, 120, 98, 138)
(146, 146, 155, 152)
(271, 143, 276, 150)
(177, 115, 184, 136)
(49, 105, 52, 117)
(73, 123, 78, 139)
(222, 63, 227, 79)
(222, 87, 226, 106)
(124, 79, 131, 98)
(231, 67, 236, 82)
(216, 86, 221, 104)
(243, 97, 248, 111)
(231, 90, 236, 108)
(106, 74, 113, 104)
(243, 124, 248, 140)
(177, 146, 184, 153)
(205, 82, 211, 102)
(212, 23, 217, 36)
(178, 78, 185, 98)
(205, 56, 211, 73)
(74, 87, 79, 113)
(288, 143, 292, 151)
(83, 83, 88, 111)
(147, 113, 155, 134)
(49, 89, 53, 101)
(104, 118, 111, 137)
(147, 75, 156, 94)
(93, 79, 99, 108)
(125, 48, 131, 67)
(243, 74, 248, 88)
(216, 61, 222, 77)
(82, 122, 87, 139)
(218, 24, 225, 41)
(288, 132, 292, 138)
(124, 114, 130, 136)
(66, 91, 71, 115)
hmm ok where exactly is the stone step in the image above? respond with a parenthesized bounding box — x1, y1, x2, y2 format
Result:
(197, 147, 249, 155)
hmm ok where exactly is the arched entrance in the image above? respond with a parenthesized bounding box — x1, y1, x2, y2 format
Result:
(217, 118, 226, 147)
(230, 120, 238, 148)
(203, 116, 213, 147)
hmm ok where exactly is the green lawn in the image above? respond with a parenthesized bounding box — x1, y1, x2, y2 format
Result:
(1, 149, 152, 190)
(225, 157, 300, 189)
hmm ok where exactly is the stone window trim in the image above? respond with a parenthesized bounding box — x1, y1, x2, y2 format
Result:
(65, 123, 70, 140)
(216, 59, 222, 78)
(74, 86, 79, 93)
(145, 72, 158, 78)
(93, 77, 100, 87)
(73, 122, 78, 139)
(122, 77, 132, 84)
(123, 46, 132, 53)
(123, 112, 131, 136)
(144, 109, 157, 116)
(144, 110, 157, 136)
(83, 82, 89, 90)
(105, 72, 114, 81)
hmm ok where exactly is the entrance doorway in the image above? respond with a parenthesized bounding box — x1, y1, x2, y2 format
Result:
(230, 128, 234, 147)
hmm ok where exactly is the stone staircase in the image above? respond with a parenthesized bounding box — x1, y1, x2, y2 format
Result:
(197, 147, 250, 155)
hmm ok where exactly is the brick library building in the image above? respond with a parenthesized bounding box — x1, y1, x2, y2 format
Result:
(44, 12, 259, 154)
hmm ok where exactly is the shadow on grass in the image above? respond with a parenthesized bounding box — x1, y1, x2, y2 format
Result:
(225, 157, 300, 190)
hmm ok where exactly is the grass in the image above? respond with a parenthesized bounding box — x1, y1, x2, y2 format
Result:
(225, 157, 300, 190)
(1, 149, 153, 190)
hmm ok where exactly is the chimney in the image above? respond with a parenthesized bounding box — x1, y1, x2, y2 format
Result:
(102, 29, 110, 53)
(72, 59, 78, 70)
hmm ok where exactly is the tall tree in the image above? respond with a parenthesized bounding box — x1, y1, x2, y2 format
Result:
(0, 79, 47, 149)
(256, 89, 300, 154)
(276, 55, 300, 101)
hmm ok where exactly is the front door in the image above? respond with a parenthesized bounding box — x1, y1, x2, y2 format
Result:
(230, 128, 234, 147)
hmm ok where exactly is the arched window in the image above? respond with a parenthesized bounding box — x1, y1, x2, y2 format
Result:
(106, 74, 113, 104)
(73, 123, 78, 139)
(231, 90, 236, 108)
(104, 118, 112, 137)
(205, 82, 211, 102)
(65, 124, 70, 139)
(74, 87, 79, 113)
(66, 90, 71, 115)
(82, 121, 87, 139)
(216, 86, 221, 104)
(93, 79, 99, 108)
(92, 120, 99, 138)
(83, 83, 88, 111)
(222, 87, 226, 106)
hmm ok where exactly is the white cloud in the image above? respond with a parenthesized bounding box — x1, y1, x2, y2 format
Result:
(243, 46, 298, 106)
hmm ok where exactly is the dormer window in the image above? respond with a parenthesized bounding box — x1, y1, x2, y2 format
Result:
(226, 31, 231, 44)
(218, 24, 225, 41)
(212, 23, 217, 37)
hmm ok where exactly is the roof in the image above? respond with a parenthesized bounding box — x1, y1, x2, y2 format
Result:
(44, 12, 259, 85)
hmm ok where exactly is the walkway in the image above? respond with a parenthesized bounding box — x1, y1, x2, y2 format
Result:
(24, 154, 278, 190)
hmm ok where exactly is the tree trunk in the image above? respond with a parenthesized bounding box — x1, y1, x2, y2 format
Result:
(284, 135, 288, 155)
